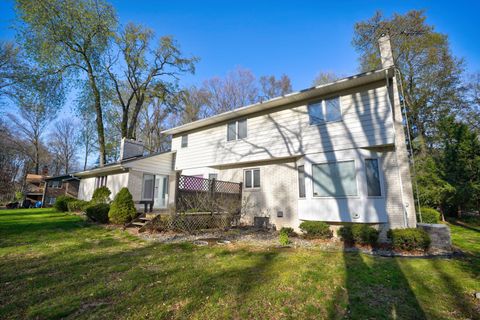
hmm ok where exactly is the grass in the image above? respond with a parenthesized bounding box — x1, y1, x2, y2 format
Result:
(0, 209, 479, 319)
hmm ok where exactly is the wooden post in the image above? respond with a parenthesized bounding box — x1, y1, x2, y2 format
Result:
(238, 182, 243, 215)
(174, 172, 180, 214)
(210, 178, 216, 215)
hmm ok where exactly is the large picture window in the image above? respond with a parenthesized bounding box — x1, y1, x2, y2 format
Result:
(365, 159, 382, 196)
(308, 96, 342, 125)
(312, 160, 357, 197)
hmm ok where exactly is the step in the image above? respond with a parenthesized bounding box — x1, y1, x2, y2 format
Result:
(131, 221, 146, 227)
(139, 217, 151, 221)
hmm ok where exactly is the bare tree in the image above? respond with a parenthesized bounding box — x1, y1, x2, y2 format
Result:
(202, 67, 259, 114)
(49, 118, 79, 174)
(312, 71, 339, 86)
(259, 74, 292, 99)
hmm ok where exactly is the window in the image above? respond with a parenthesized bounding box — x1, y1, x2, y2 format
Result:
(47, 180, 61, 188)
(312, 160, 357, 197)
(244, 168, 260, 189)
(46, 196, 56, 205)
(227, 119, 247, 141)
(298, 165, 306, 198)
(142, 174, 155, 200)
(181, 135, 188, 148)
(308, 96, 342, 125)
(365, 159, 382, 196)
(208, 173, 218, 180)
(95, 176, 107, 188)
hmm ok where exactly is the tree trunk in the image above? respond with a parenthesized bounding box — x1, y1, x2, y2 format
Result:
(34, 136, 39, 175)
(84, 145, 88, 171)
(127, 94, 145, 139)
(121, 108, 129, 139)
(85, 62, 106, 167)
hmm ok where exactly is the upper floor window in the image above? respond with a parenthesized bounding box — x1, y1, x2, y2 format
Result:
(227, 119, 247, 141)
(308, 96, 342, 125)
(181, 135, 188, 148)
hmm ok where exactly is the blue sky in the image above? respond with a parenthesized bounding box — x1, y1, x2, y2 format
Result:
(1, 0, 479, 91)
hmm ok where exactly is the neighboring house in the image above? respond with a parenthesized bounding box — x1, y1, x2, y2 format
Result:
(76, 139, 175, 211)
(42, 175, 80, 206)
(24, 174, 47, 203)
(161, 35, 416, 234)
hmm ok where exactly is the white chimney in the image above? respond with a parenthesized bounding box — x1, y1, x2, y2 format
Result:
(378, 34, 394, 68)
(119, 138, 144, 161)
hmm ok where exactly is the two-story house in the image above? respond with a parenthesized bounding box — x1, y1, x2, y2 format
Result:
(161, 35, 416, 234)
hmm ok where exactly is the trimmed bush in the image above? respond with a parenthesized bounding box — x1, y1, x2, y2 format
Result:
(299, 221, 333, 239)
(417, 207, 441, 224)
(108, 187, 136, 224)
(279, 227, 296, 237)
(387, 228, 431, 251)
(85, 203, 110, 223)
(338, 224, 379, 246)
(54, 196, 75, 212)
(67, 200, 90, 212)
(91, 186, 111, 204)
(279, 232, 290, 246)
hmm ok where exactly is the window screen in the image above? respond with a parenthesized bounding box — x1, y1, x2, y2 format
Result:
(181, 135, 188, 148)
(142, 174, 155, 200)
(326, 97, 341, 122)
(238, 119, 247, 139)
(227, 121, 236, 141)
(365, 159, 381, 196)
(244, 170, 252, 188)
(253, 169, 260, 188)
(312, 161, 357, 197)
(308, 97, 342, 124)
(244, 169, 260, 189)
(308, 102, 324, 125)
(298, 165, 306, 198)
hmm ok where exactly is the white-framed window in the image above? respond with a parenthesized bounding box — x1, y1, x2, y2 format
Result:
(312, 160, 357, 197)
(307, 96, 342, 125)
(47, 180, 62, 188)
(244, 168, 260, 189)
(95, 176, 107, 188)
(297, 165, 306, 198)
(181, 135, 188, 148)
(46, 197, 56, 205)
(365, 158, 382, 197)
(208, 173, 218, 180)
(227, 119, 247, 141)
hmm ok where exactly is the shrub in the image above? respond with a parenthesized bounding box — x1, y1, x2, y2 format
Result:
(85, 203, 110, 223)
(279, 232, 290, 246)
(108, 187, 136, 224)
(54, 195, 75, 212)
(67, 200, 90, 212)
(338, 224, 379, 246)
(279, 227, 296, 237)
(299, 221, 333, 239)
(387, 228, 431, 251)
(91, 186, 111, 204)
(417, 207, 441, 224)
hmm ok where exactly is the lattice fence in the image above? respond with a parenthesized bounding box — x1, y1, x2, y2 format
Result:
(175, 174, 242, 215)
(146, 213, 237, 234)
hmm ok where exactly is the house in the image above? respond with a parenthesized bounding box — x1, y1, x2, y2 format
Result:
(42, 174, 80, 206)
(76, 139, 175, 211)
(24, 173, 47, 204)
(76, 35, 416, 235)
(160, 35, 416, 234)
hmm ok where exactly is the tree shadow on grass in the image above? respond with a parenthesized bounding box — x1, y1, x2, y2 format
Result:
(327, 250, 427, 320)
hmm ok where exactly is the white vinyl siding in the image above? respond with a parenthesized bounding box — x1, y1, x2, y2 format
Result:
(312, 160, 357, 197)
(171, 82, 394, 170)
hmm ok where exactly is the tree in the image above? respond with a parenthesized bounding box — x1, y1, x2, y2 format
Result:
(8, 75, 63, 174)
(15, 0, 117, 166)
(312, 71, 339, 86)
(105, 22, 197, 139)
(352, 10, 465, 148)
(259, 74, 292, 99)
(0, 41, 27, 100)
(49, 118, 79, 174)
(463, 72, 480, 131)
(202, 67, 259, 114)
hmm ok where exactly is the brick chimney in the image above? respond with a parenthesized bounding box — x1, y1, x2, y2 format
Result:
(119, 138, 144, 161)
(377, 33, 394, 68)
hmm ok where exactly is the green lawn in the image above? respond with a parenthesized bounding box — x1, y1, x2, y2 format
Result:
(0, 209, 479, 319)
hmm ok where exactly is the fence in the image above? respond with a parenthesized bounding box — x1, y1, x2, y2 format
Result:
(175, 173, 243, 215)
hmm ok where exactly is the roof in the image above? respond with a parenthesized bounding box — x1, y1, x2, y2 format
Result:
(161, 67, 394, 136)
(26, 174, 47, 182)
(45, 174, 80, 181)
(73, 150, 172, 177)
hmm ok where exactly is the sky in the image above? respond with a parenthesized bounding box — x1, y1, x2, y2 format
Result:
(1, 0, 479, 167)
(1, 0, 479, 92)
